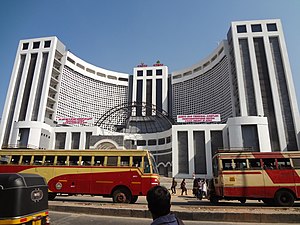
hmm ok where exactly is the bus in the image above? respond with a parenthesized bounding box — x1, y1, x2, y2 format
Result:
(208, 151, 300, 206)
(0, 149, 160, 203)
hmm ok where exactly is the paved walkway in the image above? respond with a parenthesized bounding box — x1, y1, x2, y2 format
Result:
(49, 193, 300, 223)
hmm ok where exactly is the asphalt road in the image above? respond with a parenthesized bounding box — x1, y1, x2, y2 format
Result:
(50, 211, 298, 225)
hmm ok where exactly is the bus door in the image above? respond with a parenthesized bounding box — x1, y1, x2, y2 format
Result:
(248, 158, 265, 197)
(130, 156, 143, 194)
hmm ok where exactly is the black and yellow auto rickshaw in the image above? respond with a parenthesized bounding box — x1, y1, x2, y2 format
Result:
(0, 173, 50, 225)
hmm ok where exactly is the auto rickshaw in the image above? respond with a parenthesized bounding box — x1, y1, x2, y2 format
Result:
(0, 173, 50, 225)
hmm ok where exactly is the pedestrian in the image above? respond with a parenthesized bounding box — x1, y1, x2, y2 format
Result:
(180, 179, 187, 195)
(147, 185, 185, 225)
(202, 179, 208, 199)
(171, 177, 177, 194)
(197, 179, 203, 200)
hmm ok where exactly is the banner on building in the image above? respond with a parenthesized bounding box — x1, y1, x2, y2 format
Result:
(57, 117, 94, 125)
(177, 114, 221, 123)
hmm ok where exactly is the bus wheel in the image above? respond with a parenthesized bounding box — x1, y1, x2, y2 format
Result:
(48, 193, 56, 201)
(130, 196, 138, 204)
(113, 188, 131, 203)
(275, 190, 295, 207)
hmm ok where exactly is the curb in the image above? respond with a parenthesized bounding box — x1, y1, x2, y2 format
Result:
(49, 204, 300, 223)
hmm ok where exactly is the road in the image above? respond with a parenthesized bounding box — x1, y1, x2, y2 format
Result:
(50, 211, 298, 225)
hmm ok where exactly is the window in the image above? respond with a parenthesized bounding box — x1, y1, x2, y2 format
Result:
(120, 156, 130, 166)
(107, 156, 118, 166)
(277, 158, 292, 169)
(21, 155, 32, 165)
(69, 156, 79, 165)
(33, 156, 43, 165)
(251, 24, 262, 32)
(166, 136, 171, 143)
(11, 155, 20, 164)
(144, 156, 150, 173)
(22, 43, 29, 50)
(44, 40, 51, 48)
(147, 70, 153, 76)
(292, 158, 300, 168)
(44, 156, 55, 165)
(222, 159, 233, 170)
(82, 156, 92, 166)
(156, 69, 162, 75)
(148, 139, 157, 146)
(267, 23, 277, 32)
(33, 42, 40, 49)
(94, 156, 104, 166)
(262, 158, 275, 169)
(137, 140, 146, 146)
(133, 156, 142, 167)
(57, 156, 67, 165)
(158, 138, 165, 145)
(137, 70, 143, 76)
(248, 159, 261, 169)
(233, 159, 247, 170)
(237, 25, 247, 33)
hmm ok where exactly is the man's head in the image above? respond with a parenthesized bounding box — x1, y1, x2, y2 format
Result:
(147, 185, 171, 219)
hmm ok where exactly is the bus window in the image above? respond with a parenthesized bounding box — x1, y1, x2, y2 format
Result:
(234, 159, 247, 170)
(21, 156, 32, 165)
(277, 158, 292, 169)
(57, 156, 67, 165)
(144, 156, 150, 173)
(10, 155, 20, 164)
(262, 158, 276, 170)
(133, 156, 142, 167)
(33, 156, 43, 165)
(212, 157, 218, 176)
(94, 156, 104, 166)
(121, 156, 129, 166)
(0, 155, 9, 164)
(69, 156, 79, 165)
(222, 159, 233, 170)
(82, 156, 92, 166)
(107, 156, 118, 166)
(292, 158, 300, 169)
(149, 154, 159, 174)
(44, 156, 55, 165)
(248, 159, 261, 169)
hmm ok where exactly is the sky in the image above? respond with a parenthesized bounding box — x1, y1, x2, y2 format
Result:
(0, 0, 299, 117)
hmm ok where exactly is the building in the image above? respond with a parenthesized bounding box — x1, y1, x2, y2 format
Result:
(0, 19, 299, 178)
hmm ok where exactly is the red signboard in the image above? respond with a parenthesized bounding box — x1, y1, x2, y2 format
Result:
(177, 114, 221, 123)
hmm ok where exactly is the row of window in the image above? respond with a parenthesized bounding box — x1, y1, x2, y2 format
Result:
(237, 23, 277, 34)
(0, 155, 151, 173)
(22, 40, 51, 50)
(67, 57, 129, 82)
(220, 157, 300, 170)
(137, 69, 163, 76)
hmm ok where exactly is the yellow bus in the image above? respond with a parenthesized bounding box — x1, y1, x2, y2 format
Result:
(0, 149, 160, 203)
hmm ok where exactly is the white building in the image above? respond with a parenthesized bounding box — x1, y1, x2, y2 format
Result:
(0, 19, 299, 178)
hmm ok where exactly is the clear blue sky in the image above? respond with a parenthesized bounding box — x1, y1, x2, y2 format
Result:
(0, 0, 299, 117)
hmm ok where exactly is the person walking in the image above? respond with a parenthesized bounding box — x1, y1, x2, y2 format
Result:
(171, 177, 177, 194)
(180, 179, 187, 195)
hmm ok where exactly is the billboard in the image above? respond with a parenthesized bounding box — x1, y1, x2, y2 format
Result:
(57, 117, 94, 125)
(177, 114, 221, 123)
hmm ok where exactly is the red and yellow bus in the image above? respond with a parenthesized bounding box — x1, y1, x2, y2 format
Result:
(208, 151, 300, 206)
(0, 149, 160, 203)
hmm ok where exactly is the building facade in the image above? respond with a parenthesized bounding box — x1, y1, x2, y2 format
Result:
(0, 19, 299, 178)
